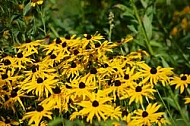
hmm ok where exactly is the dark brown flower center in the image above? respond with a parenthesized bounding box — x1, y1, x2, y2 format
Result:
(90, 68, 97, 74)
(79, 82, 86, 89)
(52, 87, 61, 94)
(122, 110, 129, 117)
(1, 74, 8, 80)
(95, 43, 101, 48)
(36, 105, 44, 112)
(142, 111, 148, 117)
(92, 100, 99, 107)
(62, 42, 67, 48)
(50, 54, 56, 59)
(115, 80, 121, 86)
(71, 62, 77, 68)
(181, 76, 187, 81)
(56, 38, 62, 44)
(17, 53, 23, 58)
(65, 34, 71, 40)
(73, 50, 79, 55)
(3, 59, 11, 65)
(86, 34, 92, 40)
(11, 90, 17, 98)
(150, 67, 157, 74)
(124, 74, 129, 80)
(31, 65, 39, 73)
(25, 38, 32, 43)
(135, 86, 142, 92)
(37, 77, 43, 83)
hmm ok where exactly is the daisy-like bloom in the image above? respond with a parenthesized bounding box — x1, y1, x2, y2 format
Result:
(138, 63, 173, 86)
(0, 56, 18, 75)
(170, 74, 190, 94)
(82, 33, 104, 49)
(60, 61, 84, 78)
(115, 35, 133, 45)
(121, 83, 156, 105)
(21, 74, 58, 98)
(104, 106, 122, 121)
(22, 62, 56, 83)
(104, 79, 130, 101)
(40, 85, 69, 113)
(120, 109, 132, 125)
(85, 67, 100, 86)
(14, 38, 42, 55)
(0, 116, 19, 126)
(31, 0, 43, 7)
(22, 103, 53, 126)
(3, 88, 30, 113)
(130, 103, 165, 126)
(70, 90, 115, 124)
(42, 52, 60, 67)
(155, 116, 170, 126)
(14, 51, 33, 70)
(0, 70, 21, 91)
(66, 78, 98, 100)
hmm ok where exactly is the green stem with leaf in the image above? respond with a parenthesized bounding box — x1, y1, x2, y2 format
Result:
(130, 0, 154, 56)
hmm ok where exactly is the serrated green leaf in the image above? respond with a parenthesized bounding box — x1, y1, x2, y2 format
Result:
(23, 2, 31, 16)
(143, 15, 152, 39)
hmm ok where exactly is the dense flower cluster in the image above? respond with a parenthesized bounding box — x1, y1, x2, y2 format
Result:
(0, 33, 189, 126)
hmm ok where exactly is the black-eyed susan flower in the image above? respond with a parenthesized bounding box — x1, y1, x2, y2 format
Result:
(40, 85, 69, 113)
(70, 90, 114, 124)
(21, 75, 58, 98)
(14, 51, 33, 70)
(130, 103, 165, 126)
(82, 33, 104, 49)
(66, 78, 97, 100)
(121, 83, 156, 105)
(138, 63, 173, 86)
(155, 116, 170, 126)
(0, 116, 19, 126)
(170, 74, 190, 94)
(14, 38, 42, 55)
(3, 88, 29, 113)
(22, 103, 53, 126)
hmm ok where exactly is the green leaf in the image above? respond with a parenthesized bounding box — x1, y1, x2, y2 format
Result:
(23, 2, 31, 16)
(127, 25, 138, 33)
(140, 0, 148, 8)
(162, 97, 178, 110)
(160, 56, 169, 67)
(143, 15, 152, 40)
(48, 117, 63, 126)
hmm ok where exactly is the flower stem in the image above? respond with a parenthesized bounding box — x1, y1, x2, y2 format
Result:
(166, 85, 190, 125)
(156, 88, 176, 126)
(130, 0, 154, 56)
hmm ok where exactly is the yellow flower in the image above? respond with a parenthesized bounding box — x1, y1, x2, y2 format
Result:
(22, 103, 53, 126)
(31, 0, 43, 7)
(21, 74, 58, 98)
(121, 83, 156, 105)
(0, 116, 19, 126)
(131, 103, 165, 125)
(184, 97, 190, 104)
(70, 91, 114, 124)
(139, 63, 173, 86)
(170, 74, 190, 94)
